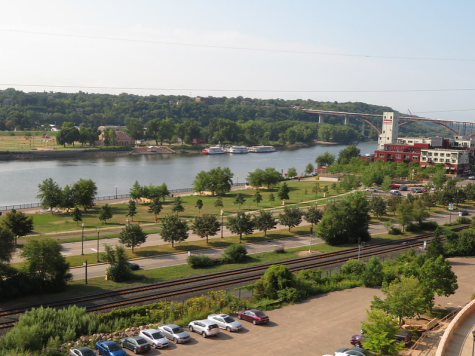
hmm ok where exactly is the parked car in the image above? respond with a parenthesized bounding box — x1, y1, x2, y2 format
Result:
(95, 341, 126, 356)
(125, 261, 140, 270)
(399, 185, 408, 191)
(324, 347, 375, 356)
(411, 188, 423, 193)
(390, 190, 402, 195)
(236, 309, 269, 325)
(395, 330, 413, 345)
(69, 347, 96, 356)
(188, 319, 220, 337)
(365, 187, 379, 192)
(390, 184, 400, 189)
(208, 313, 242, 332)
(350, 334, 367, 347)
(120, 336, 151, 354)
(459, 210, 469, 216)
(469, 176, 475, 180)
(158, 324, 191, 344)
(139, 329, 169, 349)
(322, 348, 350, 356)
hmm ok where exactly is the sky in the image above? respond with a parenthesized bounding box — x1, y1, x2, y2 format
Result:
(1, 0, 474, 121)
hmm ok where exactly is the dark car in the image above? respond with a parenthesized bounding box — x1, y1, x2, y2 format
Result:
(95, 340, 126, 356)
(345, 347, 376, 356)
(236, 309, 269, 325)
(69, 347, 96, 356)
(350, 334, 367, 347)
(395, 330, 413, 345)
(120, 336, 151, 354)
(399, 185, 407, 191)
(125, 261, 140, 270)
(459, 210, 469, 216)
(411, 188, 423, 193)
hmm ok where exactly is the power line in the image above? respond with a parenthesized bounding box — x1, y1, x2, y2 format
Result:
(413, 108, 475, 114)
(2, 83, 475, 93)
(1, 28, 475, 62)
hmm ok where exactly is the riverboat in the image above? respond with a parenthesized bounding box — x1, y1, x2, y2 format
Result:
(248, 145, 276, 153)
(226, 145, 248, 154)
(202, 144, 225, 155)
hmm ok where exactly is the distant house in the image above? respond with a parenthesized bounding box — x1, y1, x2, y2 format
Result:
(192, 138, 205, 145)
(97, 130, 135, 146)
(241, 101, 251, 106)
(195, 97, 225, 105)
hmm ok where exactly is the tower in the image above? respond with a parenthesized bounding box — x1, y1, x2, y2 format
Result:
(378, 112, 399, 149)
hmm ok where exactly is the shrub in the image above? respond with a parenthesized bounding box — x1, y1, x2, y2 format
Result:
(406, 223, 420, 232)
(274, 246, 286, 254)
(420, 220, 439, 230)
(187, 254, 220, 269)
(388, 226, 402, 235)
(277, 287, 302, 303)
(457, 216, 471, 224)
(106, 263, 133, 282)
(222, 243, 248, 263)
(340, 259, 365, 276)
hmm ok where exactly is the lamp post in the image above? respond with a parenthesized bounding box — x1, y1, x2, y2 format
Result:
(83, 260, 88, 284)
(96, 228, 100, 263)
(358, 239, 365, 261)
(81, 223, 85, 255)
(308, 226, 313, 253)
(115, 186, 118, 199)
(220, 209, 224, 238)
(126, 218, 130, 226)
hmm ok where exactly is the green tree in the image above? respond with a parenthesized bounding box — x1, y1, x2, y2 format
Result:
(103, 127, 117, 146)
(386, 195, 402, 215)
(369, 196, 387, 217)
(222, 243, 248, 263)
(253, 265, 296, 300)
(279, 206, 302, 232)
(381, 175, 392, 192)
(253, 210, 277, 236)
(129, 181, 143, 201)
(20, 237, 72, 291)
(195, 199, 204, 214)
(234, 193, 246, 209)
(337, 144, 360, 164)
(226, 211, 254, 243)
(277, 182, 290, 200)
(269, 193, 275, 203)
(157, 117, 175, 145)
(98, 204, 113, 224)
(396, 200, 413, 232)
(148, 198, 163, 219)
(0, 226, 16, 265)
(192, 214, 221, 244)
(192, 167, 234, 196)
(247, 167, 282, 189)
(287, 167, 297, 178)
(214, 196, 224, 210)
(315, 151, 335, 168)
(253, 191, 263, 206)
(362, 256, 384, 287)
(412, 200, 430, 225)
(171, 197, 185, 215)
(426, 234, 444, 259)
(125, 118, 144, 140)
(37, 178, 62, 213)
(119, 224, 148, 253)
(56, 122, 79, 147)
(371, 276, 429, 325)
(72, 178, 97, 211)
(303, 205, 323, 230)
(60, 184, 76, 211)
(160, 214, 189, 248)
(70, 206, 83, 226)
(361, 309, 403, 356)
(126, 200, 137, 221)
(0, 209, 34, 240)
(305, 162, 315, 175)
(102, 244, 132, 282)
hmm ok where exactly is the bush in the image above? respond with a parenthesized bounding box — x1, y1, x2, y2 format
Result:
(340, 259, 365, 276)
(187, 254, 220, 269)
(274, 246, 286, 254)
(222, 243, 248, 263)
(457, 216, 471, 224)
(277, 287, 302, 303)
(388, 226, 402, 235)
(406, 223, 421, 232)
(106, 263, 133, 282)
(420, 220, 439, 230)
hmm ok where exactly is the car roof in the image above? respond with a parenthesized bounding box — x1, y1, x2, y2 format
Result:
(162, 323, 179, 328)
(142, 329, 159, 333)
(210, 313, 229, 317)
(196, 319, 218, 325)
(98, 341, 116, 345)
(77, 347, 93, 351)
(248, 309, 261, 312)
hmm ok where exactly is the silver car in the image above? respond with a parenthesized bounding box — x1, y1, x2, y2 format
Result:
(158, 324, 191, 344)
(139, 329, 169, 349)
(69, 347, 96, 356)
(188, 319, 220, 337)
(208, 313, 242, 332)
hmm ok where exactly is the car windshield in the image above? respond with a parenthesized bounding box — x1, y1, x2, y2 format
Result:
(82, 350, 96, 356)
(255, 311, 266, 317)
(209, 324, 218, 329)
(223, 316, 235, 323)
(151, 332, 164, 339)
(108, 344, 121, 352)
(136, 338, 148, 345)
(172, 327, 184, 333)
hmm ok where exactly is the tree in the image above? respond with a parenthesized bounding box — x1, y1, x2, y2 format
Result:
(1, 209, 34, 240)
(171, 197, 185, 215)
(119, 224, 148, 253)
(253, 265, 296, 300)
(303, 205, 323, 230)
(70, 206, 83, 226)
(381, 176, 392, 192)
(192, 167, 234, 195)
(234, 193, 246, 209)
(125, 118, 144, 140)
(98, 204, 113, 224)
(129, 181, 143, 201)
(72, 179, 97, 211)
(37, 178, 62, 213)
(160, 214, 189, 248)
(315, 152, 335, 168)
(426, 234, 444, 259)
(247, 168, 282, 189)
(287, 167, 297, 178)
(396, 200, 413, 232)
(20, 237, 72, 291)
(269, 193, 275, 203)
(360, 309, 403, 356)
(371, 276, 429, 326)
(386, 195, 402, 215)
(412, 200, 430, 225)
(337, 144, 361, 164)
(148, 198, 163, 219)
(253, 210, 277, 236)
(226, 211, 255, 243)
(126, 200, 137, 221)
(279, 206, 302, 232)
(369, 196, 387, 217)
(362, 256, 384, 287)
(195, 199, 203, 214)
(157, 117, 175, 145)
(214, 196, 224, 209)
(60, 184, 76, 211)
(277, 182, 290, 200)
(56, 122, 79, 147)
(253, 191, 263, 206)
(192, 214, 221, 244)
(222, 243, 248, 263)
(102, 244, 132, 282)
(0, 226, 16, 265)
(102, 127, 117, 146)
(305, 162, 315, 175)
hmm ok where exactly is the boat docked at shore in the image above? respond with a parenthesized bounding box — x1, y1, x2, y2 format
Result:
(248, 145, 276, 153)
(226, 145, 248, 154)
(201, 144, 225, 155)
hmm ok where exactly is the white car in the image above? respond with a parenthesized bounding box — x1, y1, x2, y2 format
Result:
(188, 319, 220, 337)
(469, 176, 475, 180)
(157, 324, 191, 344)
(207, 314, 242, 332)
(365, 187, 379, 192)
(139, 329, 169, 349)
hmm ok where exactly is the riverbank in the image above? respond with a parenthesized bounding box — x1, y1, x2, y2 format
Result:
(0, 149, 135, 161)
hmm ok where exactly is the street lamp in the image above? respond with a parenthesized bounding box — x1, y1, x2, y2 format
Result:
(96, 228, 100, 263)
(126, 218, 130, 226)
(81, 223, 85, 255)
(358, 239, 366, 261)
(308, 226, 314, 253)
(115, 186, 118, 199)
(83, 260, 88, 284)
(220, 209, 224, 238)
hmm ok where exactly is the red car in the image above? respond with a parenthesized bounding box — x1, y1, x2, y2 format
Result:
(236, 309, 269, 325)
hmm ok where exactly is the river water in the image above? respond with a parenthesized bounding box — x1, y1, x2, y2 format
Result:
(0, 142, 377, 206)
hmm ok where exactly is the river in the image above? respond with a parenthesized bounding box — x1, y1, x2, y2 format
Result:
(0, 142, 377, 206)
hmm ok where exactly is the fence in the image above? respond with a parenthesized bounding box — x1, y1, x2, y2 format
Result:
(0, 183, 249, 212)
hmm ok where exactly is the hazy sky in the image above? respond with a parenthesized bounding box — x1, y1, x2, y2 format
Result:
(1, 0, 474, 121)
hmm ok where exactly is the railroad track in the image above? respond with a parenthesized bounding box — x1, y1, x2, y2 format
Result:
(0, 226, 467, 331)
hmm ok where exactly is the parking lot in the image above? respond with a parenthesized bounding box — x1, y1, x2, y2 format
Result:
(118, 258, 475, 356)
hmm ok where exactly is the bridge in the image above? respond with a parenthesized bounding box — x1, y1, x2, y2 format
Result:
(305, 109, 475, 137)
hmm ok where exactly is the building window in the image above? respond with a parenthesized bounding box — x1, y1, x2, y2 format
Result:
(428, 152, 432, 156)
(434, 158, 438, 162)
(396, 154, 401, 159)
(379, 153, 385, 158)
(434, 153, 438, 156)
(413, 156, 418, 161)
(404, 155, 410, 160)
(446, 159, 450, 163)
